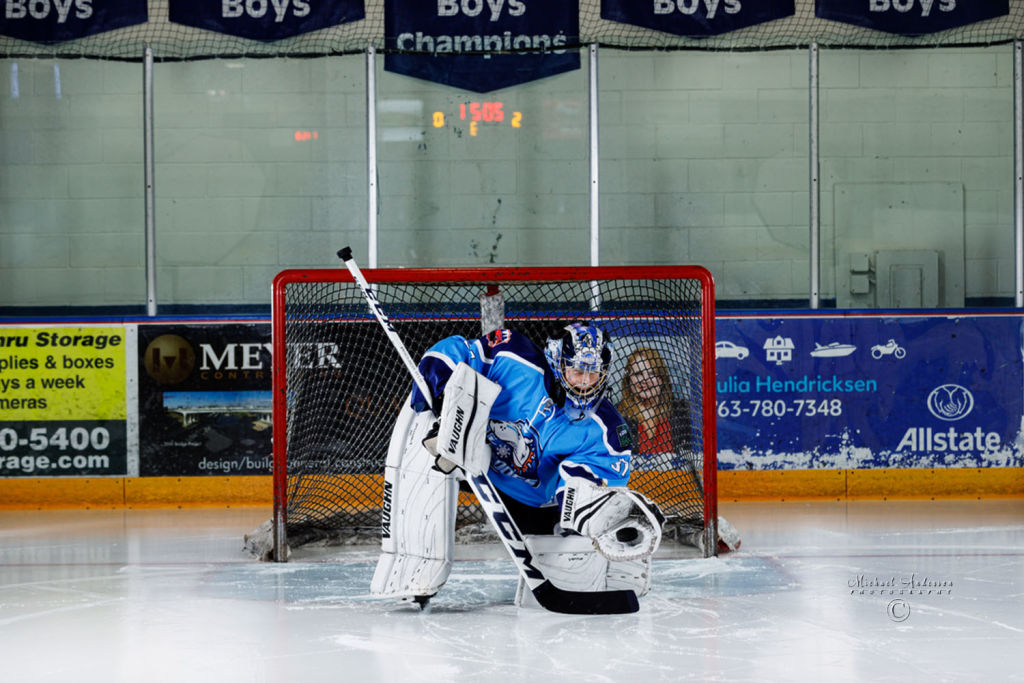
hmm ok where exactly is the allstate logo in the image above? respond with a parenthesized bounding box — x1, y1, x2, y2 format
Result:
(926, 384, 974, 421)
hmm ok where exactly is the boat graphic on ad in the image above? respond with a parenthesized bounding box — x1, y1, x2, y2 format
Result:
(810, 342, 856, 358)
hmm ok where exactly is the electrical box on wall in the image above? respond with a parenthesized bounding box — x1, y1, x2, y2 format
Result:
(834, 182, 965, 309)
(876, 250, 940, 308)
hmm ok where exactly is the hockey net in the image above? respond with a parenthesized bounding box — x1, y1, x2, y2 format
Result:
(259, 265, 716, 560)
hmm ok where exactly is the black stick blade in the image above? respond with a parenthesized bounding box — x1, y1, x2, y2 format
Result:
(532, 581, 640, 615)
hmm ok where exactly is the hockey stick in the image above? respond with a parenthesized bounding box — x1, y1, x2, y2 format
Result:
(338, 246, 639, 615)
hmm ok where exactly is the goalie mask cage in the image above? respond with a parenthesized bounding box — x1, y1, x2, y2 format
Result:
(270, 265, 717, 561)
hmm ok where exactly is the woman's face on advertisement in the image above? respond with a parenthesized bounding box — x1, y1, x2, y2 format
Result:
(629, 357, 662, 402)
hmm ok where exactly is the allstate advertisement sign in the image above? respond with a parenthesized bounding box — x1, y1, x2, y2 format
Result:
(601, 0, 794, 38)
(169, 0, 364, 42)
(385, 0, 579, 93)
(0, 0, 146, 43)
(815, 0, 1009, 36)
(715, 315, 1023, 470)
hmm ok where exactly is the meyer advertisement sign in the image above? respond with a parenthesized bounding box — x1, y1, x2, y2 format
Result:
(384, 0, 579, 92)
(601, 0, 795, 37)
(137, 324, 272, 476)
(0, 327, 127, 477)
(168, 0, 365, 41)
(815, 0, 1009, 35)
(715, 314, 1024, 470)
(0, 0, 146, 43)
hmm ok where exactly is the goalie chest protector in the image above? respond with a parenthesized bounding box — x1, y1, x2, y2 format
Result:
(418, 330, 632, 508)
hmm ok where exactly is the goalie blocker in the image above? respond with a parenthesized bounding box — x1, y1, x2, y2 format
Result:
(427, 362, 501, 476)
(371, 362, 664, 605)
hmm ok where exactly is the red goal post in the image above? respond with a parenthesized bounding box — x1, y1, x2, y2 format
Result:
(270, 265, 717, 561)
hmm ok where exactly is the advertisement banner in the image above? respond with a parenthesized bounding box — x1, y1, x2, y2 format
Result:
(601, 0, 795, 37)
(815, 0, 1009, 35)
(168, 0, 364, 41)
(384, 0, 579, 93)
(714, 315, 1024, 470)
(0, 327, 127, 477)
(0, 0, 146, 43)
(137, 324, 272, 476)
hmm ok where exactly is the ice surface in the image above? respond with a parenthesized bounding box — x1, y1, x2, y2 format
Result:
(1, 501, 1021, 682)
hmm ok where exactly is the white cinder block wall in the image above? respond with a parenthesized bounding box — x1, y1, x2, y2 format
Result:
(0, 45, 1014, 307)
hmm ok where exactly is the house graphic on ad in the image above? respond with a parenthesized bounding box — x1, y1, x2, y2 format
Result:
(764, 336, 795, 365)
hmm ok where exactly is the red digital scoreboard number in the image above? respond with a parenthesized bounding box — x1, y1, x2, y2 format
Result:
(432, 101, 522, 136)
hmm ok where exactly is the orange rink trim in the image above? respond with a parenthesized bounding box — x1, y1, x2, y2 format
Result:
(0, 476, 271, 510)
(0, 477, 126, 509)
(125, 476, 273, 508)
(0, 468, 1021, 509)
(719, 467, 1024, 501)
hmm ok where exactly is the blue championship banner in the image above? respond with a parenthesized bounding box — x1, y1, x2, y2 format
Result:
(169, 0, 364, 41)
(815, 0, 1009, 35)
(601, 0, 794, 37)
(0, 0, 146, 43)
(715, 315, 1024, 470)
(385, 0, 579, 93)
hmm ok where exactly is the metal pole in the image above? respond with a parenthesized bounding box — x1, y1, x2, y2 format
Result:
(1015, 40, 1023, 308)
(143, 45, 157, 316)
(366, 45, 379, 268)
(588, 44, 601, 310)
(809, 42, 820, 310)
(589, 43, 599, 269)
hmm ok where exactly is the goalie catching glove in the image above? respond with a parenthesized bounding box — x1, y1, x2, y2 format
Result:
(422, 362, 501, 476)
(559, 476, 666, 561)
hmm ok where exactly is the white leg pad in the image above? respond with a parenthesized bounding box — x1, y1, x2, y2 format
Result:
(370, 402, 457, 600)
(513, 534, 652, 608)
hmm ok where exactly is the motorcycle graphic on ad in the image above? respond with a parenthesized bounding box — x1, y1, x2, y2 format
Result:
(871, 339, 906, 360)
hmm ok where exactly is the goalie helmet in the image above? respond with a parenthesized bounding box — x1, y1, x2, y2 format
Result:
(545, 322, 612, 417)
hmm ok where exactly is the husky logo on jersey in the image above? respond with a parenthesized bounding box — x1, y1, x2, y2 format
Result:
(487, 419, 538, 475)
(486, 329, 512, 348)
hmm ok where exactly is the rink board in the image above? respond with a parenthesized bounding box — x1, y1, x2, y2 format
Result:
(1, 311, 1023, 507)
(1, 467, 1021, 509)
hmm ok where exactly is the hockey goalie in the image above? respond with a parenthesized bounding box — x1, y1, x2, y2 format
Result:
(371, 322, 666, 609)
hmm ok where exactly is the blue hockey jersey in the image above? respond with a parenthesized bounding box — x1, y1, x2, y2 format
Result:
(411, 329, 632, 507)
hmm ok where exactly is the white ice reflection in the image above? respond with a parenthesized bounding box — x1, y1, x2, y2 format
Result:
(0, 501, 1020, 683)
